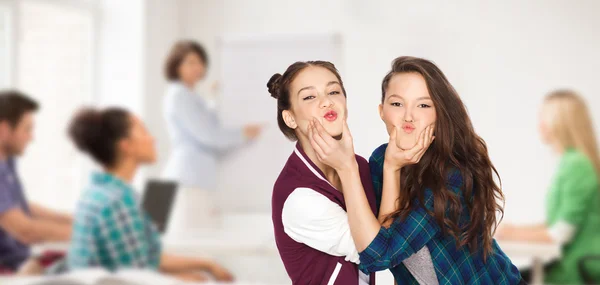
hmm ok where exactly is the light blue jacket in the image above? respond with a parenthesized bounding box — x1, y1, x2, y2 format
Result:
(162, 82, 246, 189)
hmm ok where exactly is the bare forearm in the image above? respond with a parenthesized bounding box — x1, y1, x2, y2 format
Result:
(338, 166, 381, 252)
(160, 254, 214, 273)
(30, 204, 73, 225)
(506, 227, 554, 243)
(379, 166, 401, 227)
(24, 220, 71, 244)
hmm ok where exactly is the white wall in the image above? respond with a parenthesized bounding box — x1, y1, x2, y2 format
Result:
(97, 0, 145, 114)
(166, 0, 600, 223)
(142, 0, 181, 180)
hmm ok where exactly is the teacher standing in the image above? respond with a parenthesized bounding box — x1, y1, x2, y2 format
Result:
(162, 40, 262, 190)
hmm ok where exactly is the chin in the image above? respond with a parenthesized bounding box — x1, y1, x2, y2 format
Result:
(324, 125, 343, 140)
(396, 134, 417, 150)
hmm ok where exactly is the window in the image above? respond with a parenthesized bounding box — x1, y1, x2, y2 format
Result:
(0, 5, 10, 88)
(16, 0, 95, 211)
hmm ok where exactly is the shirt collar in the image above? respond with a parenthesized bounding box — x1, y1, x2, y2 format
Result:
(90, 171, 134, 193)
(293, 142, 335, 188)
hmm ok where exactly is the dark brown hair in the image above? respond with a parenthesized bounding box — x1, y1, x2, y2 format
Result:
(0, 90, 39, 127)
(68, 107, 131, 168)
(381, 56, 504, 259)
(164, 40, 208, 81)
(267, 61, 346, 141)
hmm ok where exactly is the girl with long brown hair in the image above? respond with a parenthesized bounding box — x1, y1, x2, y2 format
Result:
(309, 56, 524, 284)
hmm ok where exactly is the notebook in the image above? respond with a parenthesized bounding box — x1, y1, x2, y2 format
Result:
(141, 180, 178, 233)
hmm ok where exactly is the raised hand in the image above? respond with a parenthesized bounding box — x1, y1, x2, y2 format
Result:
(308, 118, 357, 172)
(384, 124, 435, 171)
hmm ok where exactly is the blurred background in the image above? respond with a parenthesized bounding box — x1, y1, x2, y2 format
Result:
(1, 0, 599, 284)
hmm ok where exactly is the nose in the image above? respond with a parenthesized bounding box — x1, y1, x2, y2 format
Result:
(319, 94, 334, 109)
(403, 108, 414, 123)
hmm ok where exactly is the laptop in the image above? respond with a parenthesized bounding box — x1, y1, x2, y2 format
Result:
(141, 180, 178, 234)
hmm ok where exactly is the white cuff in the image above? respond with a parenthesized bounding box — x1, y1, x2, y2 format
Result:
(548, 220, 576, 245)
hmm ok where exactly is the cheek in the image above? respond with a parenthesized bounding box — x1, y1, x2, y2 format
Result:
(424, 109, 437, 126)
(539, 122, 551, 141)
(181, 63, 196, 77)
(293, 104, 318, 128)
(333, 95, 347, 110)
(17, 131, 29, 143)
(382, 107, 403, 129)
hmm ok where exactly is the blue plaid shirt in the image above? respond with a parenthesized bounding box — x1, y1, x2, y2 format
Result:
(360, 144, 522, 284)
(67, 172, 162, 271)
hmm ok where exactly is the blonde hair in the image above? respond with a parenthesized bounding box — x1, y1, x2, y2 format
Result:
(543, 90, 600, 175)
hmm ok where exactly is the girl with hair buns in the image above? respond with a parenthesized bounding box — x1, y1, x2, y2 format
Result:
(269, 61, 377, 285)
(66, 107, 233, 283)
(498, 90, 600, 284)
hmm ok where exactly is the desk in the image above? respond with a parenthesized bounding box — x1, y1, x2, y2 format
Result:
(32, 231, 288, 284)
(496, 239, 561, 284)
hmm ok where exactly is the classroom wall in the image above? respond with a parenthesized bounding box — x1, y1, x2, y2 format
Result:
(141, 0, 182, 180)
(142, 0, 600, 223)
(96, 0, 181, 185)
(127, 0, 600, 223)
(97, 0, 145, 114)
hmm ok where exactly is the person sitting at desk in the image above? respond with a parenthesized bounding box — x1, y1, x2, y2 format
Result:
(0, 90, 72, 275)
(66, 107, 234, 282)
(497, 90, 600, 284)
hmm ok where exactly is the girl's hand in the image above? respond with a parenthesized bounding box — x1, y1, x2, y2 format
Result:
(308, 118, 357, 172)
(384, 124, 435, 172)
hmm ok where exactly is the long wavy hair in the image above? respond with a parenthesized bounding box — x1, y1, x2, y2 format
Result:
(381, 56, 504, 259)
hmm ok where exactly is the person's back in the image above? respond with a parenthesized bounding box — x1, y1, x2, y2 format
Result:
(67, 172, 161, 271)
(545, 149, 600, 283)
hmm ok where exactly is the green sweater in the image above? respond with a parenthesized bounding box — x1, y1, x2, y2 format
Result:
(545, 149, 600, 284)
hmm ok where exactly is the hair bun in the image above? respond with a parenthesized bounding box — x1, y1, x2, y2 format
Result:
(68, 108, 103, 153)
(267, 73, 282, 99)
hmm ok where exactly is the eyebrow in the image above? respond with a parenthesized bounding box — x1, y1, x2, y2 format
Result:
(297, 81, 341, 95)
(387, 94, 431, 101)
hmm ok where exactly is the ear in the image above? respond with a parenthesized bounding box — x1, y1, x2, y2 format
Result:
(116, 138, 132, 157)
(378, 104, 384, 121)
(282, 110, 297, 129)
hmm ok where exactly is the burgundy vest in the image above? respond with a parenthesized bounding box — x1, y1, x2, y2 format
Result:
(272, 144, 378, 285)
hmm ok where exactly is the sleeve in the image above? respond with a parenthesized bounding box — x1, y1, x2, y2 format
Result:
(358, 192, 441, 273)
(548, 220, 576, 245)
(555, 156, 599, 228)
(0, 179, 18, 215)
(282, 188, 360, 264)
(97, 198, 158, 269)
(168, 90, 246, 154)
(369, 152, 384, 211)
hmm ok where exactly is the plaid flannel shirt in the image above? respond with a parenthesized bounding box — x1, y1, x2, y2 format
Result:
(67, 172, 161, 271)
(360, 143, 522, 285)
